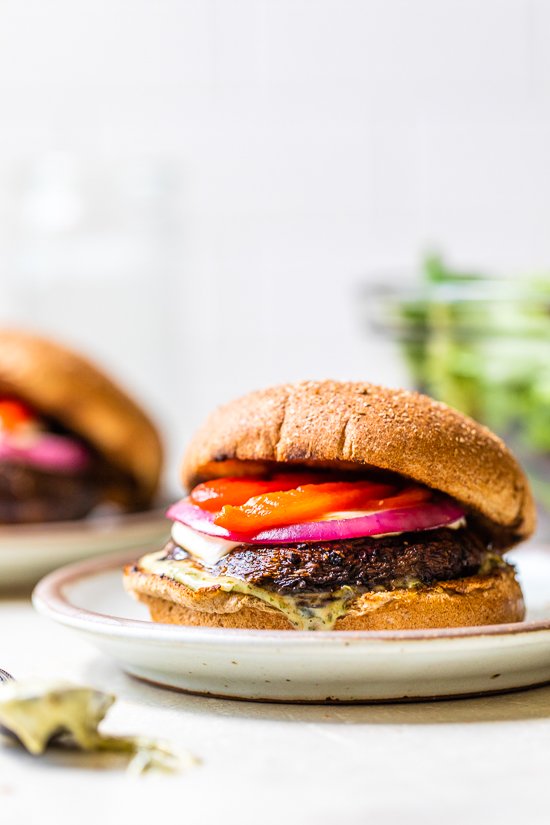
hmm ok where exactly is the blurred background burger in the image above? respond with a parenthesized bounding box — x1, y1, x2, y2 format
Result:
(0, 329, 162, 523)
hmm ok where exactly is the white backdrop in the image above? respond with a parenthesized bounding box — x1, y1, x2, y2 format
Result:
(0, 0, 547, 486)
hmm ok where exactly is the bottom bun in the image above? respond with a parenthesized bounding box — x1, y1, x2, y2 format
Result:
(124, 564, 525, 631)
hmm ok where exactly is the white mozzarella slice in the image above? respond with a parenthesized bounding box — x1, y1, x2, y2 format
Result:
(171, 521, 241, 566)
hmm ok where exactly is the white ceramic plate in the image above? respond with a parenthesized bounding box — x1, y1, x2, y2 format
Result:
(33, 545, 550, 703)
(0, 510, 170, 589)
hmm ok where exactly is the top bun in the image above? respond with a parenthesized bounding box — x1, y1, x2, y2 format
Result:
(181, 380, 535, 548)
(0, 329, 162, 501)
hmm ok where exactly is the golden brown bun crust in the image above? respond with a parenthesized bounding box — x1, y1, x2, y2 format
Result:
(123, 565, 525, 631)
(181, 380, 535, 546)
(0, 329, 162, 500)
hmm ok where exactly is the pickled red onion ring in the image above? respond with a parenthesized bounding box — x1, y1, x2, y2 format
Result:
(0, 434, 90, 473)
(166, 498, 465, 545)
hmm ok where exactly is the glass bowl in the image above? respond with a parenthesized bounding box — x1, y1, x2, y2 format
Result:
(362, 263, 550, 531)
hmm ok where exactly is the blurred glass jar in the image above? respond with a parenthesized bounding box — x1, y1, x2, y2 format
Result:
(0, 151, 179, 430)
(363, 257, 550, 532)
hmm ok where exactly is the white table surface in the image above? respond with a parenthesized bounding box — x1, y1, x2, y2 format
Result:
(1, 593, 549, 825)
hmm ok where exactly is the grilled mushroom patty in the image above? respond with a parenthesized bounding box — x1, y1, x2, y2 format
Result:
(161, 527, 492, 594)
(0, 462, 101, 523)
(0, 459, 148, 523)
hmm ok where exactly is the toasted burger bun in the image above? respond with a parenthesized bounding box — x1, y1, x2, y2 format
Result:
(0, 328, 162, 501)
(181, 380, 535, 548)
(124, 564, 525, 630)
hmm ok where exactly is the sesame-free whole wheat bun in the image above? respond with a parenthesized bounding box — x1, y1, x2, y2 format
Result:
(0, 329, 162, 505)
(125, 380, 535, 632)
(181, 380, 535, 547)
(125, 563, 524, 630)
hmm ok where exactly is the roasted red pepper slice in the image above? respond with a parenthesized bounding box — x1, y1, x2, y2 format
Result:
(213, 480, 400, 534)
(190, 474, 330, 512)
(371, 486, 431, 511)
(0, 399, 34, 431)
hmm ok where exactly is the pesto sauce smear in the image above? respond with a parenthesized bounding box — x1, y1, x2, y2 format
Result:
(139, 550, 357, 631)
(0, 681, 193, 773)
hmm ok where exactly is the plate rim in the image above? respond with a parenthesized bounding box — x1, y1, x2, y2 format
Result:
(0, 502, 170, 540)
(32, 547, 550, 646)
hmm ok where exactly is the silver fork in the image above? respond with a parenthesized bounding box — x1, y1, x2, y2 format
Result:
(0, 669, 15, 737)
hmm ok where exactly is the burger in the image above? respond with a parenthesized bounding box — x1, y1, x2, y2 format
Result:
(0, 329, 162, 523)
(124, 381, 535, 631)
